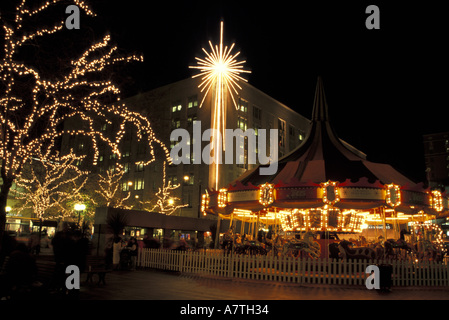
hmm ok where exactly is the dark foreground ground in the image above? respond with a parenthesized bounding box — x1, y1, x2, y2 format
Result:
(79, 268, 449, 300)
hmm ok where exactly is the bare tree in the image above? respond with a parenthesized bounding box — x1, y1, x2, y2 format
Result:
(95, 163, 132, 209)
(12, 150, 88, 221)
(140, 161, 188, 215)
(0, 1, 170, 246)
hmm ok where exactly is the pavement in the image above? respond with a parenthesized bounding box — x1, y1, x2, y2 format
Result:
(78, 267, 449, 301)
(3, 256, 447, 318)
(74, 268, 449, 318)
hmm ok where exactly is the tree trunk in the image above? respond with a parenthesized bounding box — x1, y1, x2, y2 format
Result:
(0, 174, 13, 252)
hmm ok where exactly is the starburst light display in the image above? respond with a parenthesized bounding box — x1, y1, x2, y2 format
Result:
(189, 21, 251, 190)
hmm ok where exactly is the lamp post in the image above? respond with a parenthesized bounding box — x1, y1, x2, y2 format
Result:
(74, 203, 86, 227)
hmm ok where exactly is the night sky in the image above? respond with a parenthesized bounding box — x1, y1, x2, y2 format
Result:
(4, 1, 449, 184)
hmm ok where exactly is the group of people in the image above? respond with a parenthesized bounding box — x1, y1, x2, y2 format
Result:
(0, 228, 90, 299)
(105, 236, 138, 270)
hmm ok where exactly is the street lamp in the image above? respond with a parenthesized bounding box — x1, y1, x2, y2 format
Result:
(75, 203, 86, 226)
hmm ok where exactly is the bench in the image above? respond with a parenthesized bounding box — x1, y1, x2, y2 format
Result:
(84, 256, 111, 285)
(2, 258, 64, 299)
(34, 259, 68, 296)
(35, 259, 57, 286)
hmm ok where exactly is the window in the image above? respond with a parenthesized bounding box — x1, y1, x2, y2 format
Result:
(239, 98, 248, 113)
(237, 137, 248, 169)
(135, 163, 144, 172)
(278, 119, 286, 148)
(289, 125, 295, 137)
(168, 176, 178, 185)
(123, 162, 131, 173)
(171, 119, 181, 129)
(188, 95, 198, 108)
(187, 115, 197, 126)
(134, 178, 144, 190)
(183, 174, 194, 185)
(170, 141, 178, 150)
(122, 181, 131, 192)
(253, 106, 261, 121)
(171, 101, 182, 113)
(237, 116, 247, 131)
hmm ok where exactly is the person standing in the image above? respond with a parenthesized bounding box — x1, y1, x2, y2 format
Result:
(128, 237, 138, 270)
(112, 237, 122, 270)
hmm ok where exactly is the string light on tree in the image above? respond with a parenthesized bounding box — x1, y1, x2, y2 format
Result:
(12, 150, 88, 221)
(96, 163, 132, 209)
(0, 0, 171, 233)
(140, 161, 188, 215)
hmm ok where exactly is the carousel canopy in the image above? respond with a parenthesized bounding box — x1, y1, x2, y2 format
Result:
(202, 77, 448, 226)
(235, 77, 415, 187)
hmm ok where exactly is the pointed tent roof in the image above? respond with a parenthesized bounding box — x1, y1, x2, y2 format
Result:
(232, 77, 417, 188)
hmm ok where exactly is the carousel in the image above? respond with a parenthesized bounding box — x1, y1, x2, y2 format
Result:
(202, 77, 449, 261)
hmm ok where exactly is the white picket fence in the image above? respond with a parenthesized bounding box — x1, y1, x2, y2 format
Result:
(137, 248, 449, 287)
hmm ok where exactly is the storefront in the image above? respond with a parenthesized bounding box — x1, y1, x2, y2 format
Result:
(92, 207, 216, 255)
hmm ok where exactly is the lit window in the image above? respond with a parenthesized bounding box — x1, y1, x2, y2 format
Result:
(188, 95, 198, 108)
(124, 162, 130, 173)
(172, 102, 182, 112)
(135, 163, 144, 172)
(134, 178, 144, 190)
(122, 182, 130, 192)
(187, 115, 197, 126)
(239, 99, 248, 113)
(237, 116, 247, 131)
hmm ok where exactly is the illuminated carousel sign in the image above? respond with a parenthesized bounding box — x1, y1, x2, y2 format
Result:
(202, 179, 449, 233)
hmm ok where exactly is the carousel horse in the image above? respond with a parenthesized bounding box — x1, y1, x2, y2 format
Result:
(338, 240, 377, 260)
(384, 229, 416, 260)
(234, 239, 267, 255)
(384, 239, 415, 260)
(283, 231, 321, 259)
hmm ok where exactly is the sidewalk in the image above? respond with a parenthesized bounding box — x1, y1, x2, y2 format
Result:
(79, 268, 449, 300)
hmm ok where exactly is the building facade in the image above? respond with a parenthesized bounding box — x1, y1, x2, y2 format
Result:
(117, 77, 311, 218)
(61, 77, 311, 219)
(423, 132, 449, 191)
